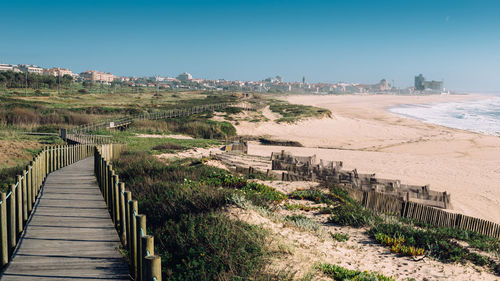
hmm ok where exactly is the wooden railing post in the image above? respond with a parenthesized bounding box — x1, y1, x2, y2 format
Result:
(7, 185, 16, 254)
(22, 170, 28, 225)
(119, 183, 127, 245)
(66, 145, 69, 166)
(103, 161, 109, 206)
(26, 164, 32, 214)
(109, 171, 116, 222)
(99, 157, 104, 193)
(55, 145, 59, 170)
(136, 214, 146, 281)
(0, 193, 8, 267)
(141, 235, 154, 281)
(44, 147, 48, 177)
(35, 156, 40, 198)
(51, 146, 55, 172)
(144, 255, 161, 281)
(128, 200, 138, 278)
(125, 191, 132, 248)
(34, 156, 38, 197)
(15, 177, 22, 238)
(113, 175, 120, 228)
(59, 145, 63, 169)
(108, 166, 114, 210)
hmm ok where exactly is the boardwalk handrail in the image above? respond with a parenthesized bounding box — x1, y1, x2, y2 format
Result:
(69, 102, 235, 135)
(0, 144, 94, 268)
(0, 102, 244, 278)
(94, 145, 161, 281)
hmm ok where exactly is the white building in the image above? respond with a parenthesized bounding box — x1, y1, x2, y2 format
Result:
(0, 64, 14, 72)
(155, 76, 178, 82)
(0, 64, 22, 72)
(177, 72, 193, 82)
(44, 67, 76, 77)
(18, 64, 44, 74)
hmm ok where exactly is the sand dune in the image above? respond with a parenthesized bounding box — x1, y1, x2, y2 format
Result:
(236, 94, 500, 224)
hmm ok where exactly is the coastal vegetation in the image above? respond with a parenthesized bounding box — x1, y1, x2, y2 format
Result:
(0, 90, 236, 172)
(316, 263, 395, 281)
(2, 87, 499, 279)
(268, 99, 331, 123)
(113, 151, 289, 280)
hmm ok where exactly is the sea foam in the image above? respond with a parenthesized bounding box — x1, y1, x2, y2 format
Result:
(389, 95, 500, 136)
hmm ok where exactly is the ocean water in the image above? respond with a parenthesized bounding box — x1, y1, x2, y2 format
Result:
(389, 95, 500, 136)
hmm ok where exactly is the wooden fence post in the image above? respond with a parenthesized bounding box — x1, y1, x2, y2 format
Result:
(100, 158, 105, 194)
(0, 193, 8, 267)
(119, 183, 127, 245)
(16, 175, 23, 235)
(109, 168, 115, 214)
(44, 147, 49, 176)
(136, 214, 146, 281)
(113, 175, 120, 228)
(129, 200, 138, 278)
(443, 191, 448, 209)
(8, 185, 16, 254)
(31, 160, 36, 206)
(103, 161, 109, 206)
(141, 235, 154, 281)
(22, 170, 28, 225)
(144, 255, 162, 281)
(55, 145, 59, 170)
(27, 164, 32, 214)
(51, 146, 55, 172)
(125, 191, 132, 248)
(108, 169, 115, 215)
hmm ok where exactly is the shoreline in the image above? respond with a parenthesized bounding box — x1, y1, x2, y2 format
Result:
(386, 94, 500, 137)
(234, 94, 500, 224)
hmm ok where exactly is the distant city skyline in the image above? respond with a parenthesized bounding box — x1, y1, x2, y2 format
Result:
(1, 0, 499, 92)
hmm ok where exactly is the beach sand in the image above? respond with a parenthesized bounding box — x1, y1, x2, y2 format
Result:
(236, 94, 500, 224)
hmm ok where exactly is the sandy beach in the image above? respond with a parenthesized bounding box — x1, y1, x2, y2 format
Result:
(236, 94, 500, 224)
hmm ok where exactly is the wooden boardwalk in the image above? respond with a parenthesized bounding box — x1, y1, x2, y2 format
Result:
(0, 158, 130, 281)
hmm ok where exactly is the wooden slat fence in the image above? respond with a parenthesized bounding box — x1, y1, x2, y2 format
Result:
(341, 187, 500, 238)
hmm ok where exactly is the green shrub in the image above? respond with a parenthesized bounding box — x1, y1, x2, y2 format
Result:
(164, 118, 236, 139)
(402, 218, 500, 256)
(0, 165, 24, 192)
(316, 263, 395, 281)
(330, 232, 350, 242)
(114, 152, 231, 224)
(113, 151, 285, 280)
(240, 182, 287, 206)
(284, 203, 319, 212)
(328, 202, 373, 228)
(269, 100, 331, 123)
(369, 223, 494, 267)
(152, 142, 184, 152)
(158, 212, 269, 280)
(289, 189, 336, 205)
(200, 170, 285, 206)
(285, 215, 320, 232)
(218, 106, 243, 115)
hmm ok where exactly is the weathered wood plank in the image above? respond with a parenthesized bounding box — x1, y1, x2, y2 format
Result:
(0, 158, 129, 281)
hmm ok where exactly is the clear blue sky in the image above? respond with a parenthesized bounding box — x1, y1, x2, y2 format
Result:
(1, 0, 499, 92)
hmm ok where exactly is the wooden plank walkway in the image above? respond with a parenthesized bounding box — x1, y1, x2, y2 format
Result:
(0, 158, 130, 281)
